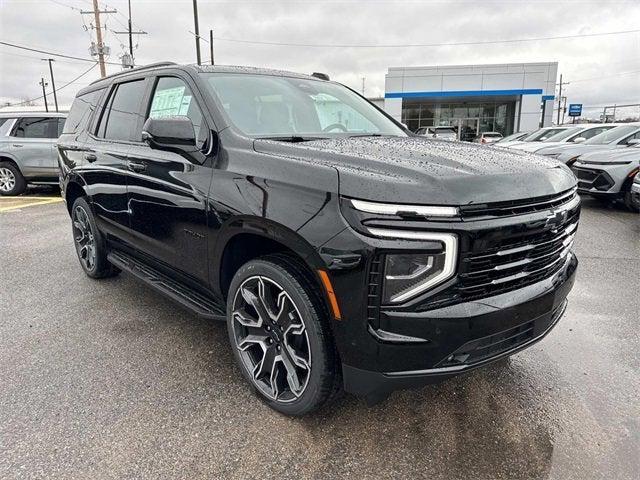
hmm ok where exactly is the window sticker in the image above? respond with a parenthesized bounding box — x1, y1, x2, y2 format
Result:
(178, 95, 192, 116)
(150, 86, 188, 117)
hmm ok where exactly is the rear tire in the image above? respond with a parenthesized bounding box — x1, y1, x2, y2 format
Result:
(0, 162, 27, 196)
(226, 255, 341, 416)
(71, 197, 120, 279)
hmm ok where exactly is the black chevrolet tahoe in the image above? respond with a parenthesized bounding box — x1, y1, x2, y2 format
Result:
(58, 62, 580, 415)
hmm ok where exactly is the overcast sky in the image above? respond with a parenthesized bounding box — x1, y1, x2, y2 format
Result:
(1, 0, 639, 118)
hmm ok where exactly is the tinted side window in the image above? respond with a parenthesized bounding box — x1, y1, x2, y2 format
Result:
(57, 118, 66, 136)
(99, 80, 147, 142)
(63, 88, 104, 134)
(148, 77, 205, 145)
(11, 117, 59, 139)
(579, 127, 608, 140)
(621, 131, 640, 145)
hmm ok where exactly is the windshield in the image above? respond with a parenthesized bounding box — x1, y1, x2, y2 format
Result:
(201, 73, 407, 138)
(584, 125, 640, 145)
(496, 131, 527, 143)
(544, 127, 582, 142)
(522, 127, 568, 142)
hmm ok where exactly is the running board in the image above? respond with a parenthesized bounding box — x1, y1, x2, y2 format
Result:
(107, 250, 226, 321)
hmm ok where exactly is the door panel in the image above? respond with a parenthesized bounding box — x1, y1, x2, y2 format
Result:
(81, 142, 132, 236)
(126, 146, 212, 282)
(9, 117, 60, 179)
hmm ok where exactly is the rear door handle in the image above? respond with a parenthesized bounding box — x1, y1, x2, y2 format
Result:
(12, 144, 23, 148)
(84, 153, 97, 162)
(127, 160, 147, 173)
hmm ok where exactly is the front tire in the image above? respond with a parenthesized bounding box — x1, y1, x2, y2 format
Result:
(226, 255, 340, 415)
(623, 175, 640, 212)
(71, 197, 120, 279)
(0, 162, 26, 196)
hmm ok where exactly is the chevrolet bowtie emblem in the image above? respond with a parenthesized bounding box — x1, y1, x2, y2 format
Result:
(545, 208, 568, 230)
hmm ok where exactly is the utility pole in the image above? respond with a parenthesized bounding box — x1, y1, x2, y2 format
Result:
(39, 78, 49, 112)
(42, 59, 58, 112)
(192, 0, 201, 65)
(113, 0, 147, 69)
(361, 77, 365, 96)
(556, 74, 570, 125)
(81, 1, 117, 77)
(209, 29, 214, 65)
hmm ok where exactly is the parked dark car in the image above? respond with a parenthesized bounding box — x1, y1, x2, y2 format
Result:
(58, 63, 580, 415)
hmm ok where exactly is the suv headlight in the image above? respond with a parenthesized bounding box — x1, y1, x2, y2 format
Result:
(368, 228, 458, 303)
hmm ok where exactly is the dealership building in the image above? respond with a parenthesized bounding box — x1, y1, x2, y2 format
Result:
(383, 62, 558, 137)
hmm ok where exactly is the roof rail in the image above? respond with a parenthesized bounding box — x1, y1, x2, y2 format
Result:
(90, 61, 178, 85)
(311, 72, 330, 81)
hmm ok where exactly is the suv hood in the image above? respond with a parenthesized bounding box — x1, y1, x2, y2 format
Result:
(254, 136, 575, 205)
(576, 146, 640, 164)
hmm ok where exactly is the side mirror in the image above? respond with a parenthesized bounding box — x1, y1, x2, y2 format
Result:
(573, 137, 586, 143)
(627, 138, 640, 146)
(141, 116, 197, 153)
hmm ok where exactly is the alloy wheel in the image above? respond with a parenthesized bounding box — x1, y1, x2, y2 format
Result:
(0, 167, 16, 193)
(72, 205, 96, 271)
(231, 276, 312, 403)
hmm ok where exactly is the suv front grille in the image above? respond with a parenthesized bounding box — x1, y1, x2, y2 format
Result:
(459, 187, 577, 219)
(571, 167, 615, 191)
(404, 200, 580, 311)
(457, 216, 577, 300)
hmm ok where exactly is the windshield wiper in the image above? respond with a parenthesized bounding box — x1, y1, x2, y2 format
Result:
(348, 133, 386, 138)
(258, 136, 327, 143)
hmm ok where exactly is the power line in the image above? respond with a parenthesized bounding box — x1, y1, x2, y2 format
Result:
(0, 40, 121, 65)
(8, 63, 99, 107)
(214, 28, 640, 48)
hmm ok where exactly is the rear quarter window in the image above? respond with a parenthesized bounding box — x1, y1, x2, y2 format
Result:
(0, 118, 16, 136)
(63, 88, 105, 134)
(96, 80, 147, 142)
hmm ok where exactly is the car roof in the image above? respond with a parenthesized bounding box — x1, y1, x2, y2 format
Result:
(81, 62, 324, 96)
(0, 111, 67, 118)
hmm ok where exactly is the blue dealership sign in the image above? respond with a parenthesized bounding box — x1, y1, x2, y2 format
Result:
(568, 104, 582, 117)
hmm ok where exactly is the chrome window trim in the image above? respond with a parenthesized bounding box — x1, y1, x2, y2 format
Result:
(351, 199, 459, 217)
(367, 228, 458, 303)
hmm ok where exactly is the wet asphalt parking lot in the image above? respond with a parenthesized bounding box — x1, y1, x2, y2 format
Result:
(0, 193, 638, 480)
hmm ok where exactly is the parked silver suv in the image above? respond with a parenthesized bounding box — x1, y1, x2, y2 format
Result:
(0, 112, 66, 195)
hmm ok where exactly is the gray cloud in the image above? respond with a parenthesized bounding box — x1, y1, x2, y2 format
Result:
(1, 0, 639, 118)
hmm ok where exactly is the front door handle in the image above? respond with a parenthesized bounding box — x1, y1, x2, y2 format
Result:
(127, 160, 147, 173)
(12, 144, 23, 148)
(84, 153, 97, 162)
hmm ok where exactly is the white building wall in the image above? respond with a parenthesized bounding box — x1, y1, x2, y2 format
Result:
(384, 62, 559, 130)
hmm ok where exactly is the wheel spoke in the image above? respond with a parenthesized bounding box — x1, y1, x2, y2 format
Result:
(241, 280, 274, 324)
(253, 344, 277, 381)
(233, 307, 261, 328)
(279, 347, 304, 396)
(275, 292, 304, 335)
(237, 326, 270, 352)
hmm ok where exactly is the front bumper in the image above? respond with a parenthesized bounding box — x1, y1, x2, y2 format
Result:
(341, 253, 577, 403)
